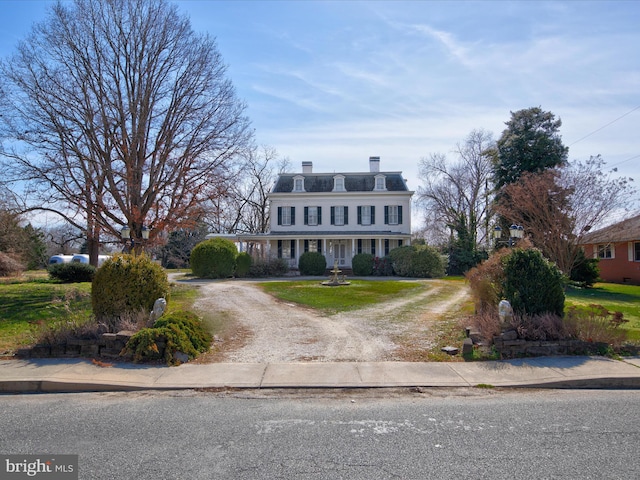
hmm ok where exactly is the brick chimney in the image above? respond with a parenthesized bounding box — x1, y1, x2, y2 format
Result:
(369, 156, 380, 173)
(302, 161, 313, 173)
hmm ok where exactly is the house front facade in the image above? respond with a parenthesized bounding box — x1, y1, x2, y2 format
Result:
(240, 157, 413, 269)
(579, 214, 640, 285)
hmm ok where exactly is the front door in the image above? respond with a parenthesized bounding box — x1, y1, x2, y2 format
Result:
(333, 240, 348, 266)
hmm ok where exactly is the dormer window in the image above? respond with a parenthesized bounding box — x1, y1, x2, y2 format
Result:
(333, 175, 346, 192)
(293, 176, 305, 192)
(374, 174, 386, 191)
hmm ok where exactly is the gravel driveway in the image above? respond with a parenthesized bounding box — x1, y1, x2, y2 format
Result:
(191, 279, 470, 363)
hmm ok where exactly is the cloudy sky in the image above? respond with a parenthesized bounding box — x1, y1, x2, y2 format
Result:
(1, 0, 639, 220)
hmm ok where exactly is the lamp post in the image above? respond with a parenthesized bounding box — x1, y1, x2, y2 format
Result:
(493, 224, 524, 247)
(120, 226, 133, 253)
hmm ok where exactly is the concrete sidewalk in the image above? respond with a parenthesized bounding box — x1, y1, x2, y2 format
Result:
(1, 356, 640, 393)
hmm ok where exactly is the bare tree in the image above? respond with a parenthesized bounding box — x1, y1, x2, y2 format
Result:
(496, 157, 635, 274)
(0, 0, 252, 265)
(417, 129, 495, 247)
(205, 145, 282, 237)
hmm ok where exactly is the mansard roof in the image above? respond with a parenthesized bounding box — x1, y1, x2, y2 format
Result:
(272, 172, 409, 193)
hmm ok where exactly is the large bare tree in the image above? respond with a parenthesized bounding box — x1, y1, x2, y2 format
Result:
(0, 0, 252, 264)
(417, 129, 495, 248)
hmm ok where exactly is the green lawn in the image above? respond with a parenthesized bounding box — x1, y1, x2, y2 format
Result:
(0, 271, 200, 354)
(565, 282, 640, 341)
(258, 279, 425, 315)
(0, 281, 93, 352)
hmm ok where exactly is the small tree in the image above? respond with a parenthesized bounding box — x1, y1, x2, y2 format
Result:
(190, 238, 237, 279)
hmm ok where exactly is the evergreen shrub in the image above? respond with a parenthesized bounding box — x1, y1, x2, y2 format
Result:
(92, 254, 169, 331)
(48, 262, 96, 283)
(298, 251, 327, 275)
(389, 245, 447, 278)
(352, 253, 374, 276)
(570, 249, 600, 288)
(190, 238, 237, 278)
(235, 252, 252, 278)
(123, 310, 212, 365)
(501, 248, 565, 316)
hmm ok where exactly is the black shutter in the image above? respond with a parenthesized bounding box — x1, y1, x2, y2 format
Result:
(398, 206, 403, 224)
(371, 206, 375, 225)
(357, 239, 362, 254)
(304, 240, 309, 252)
(384, 206, 389, 225)
(290, 240, 296, 258)
(291, 207, 295, 226)
(304, 207, 308, 225)
(277, 207, 282, 226)
(317, 207, 322, 225)
(344, 206, 348, 225)
(384, 239, 389, 255)
(357, 206, 362, 225)
(330, 206, 335, 225)
(371, 239, 376, 255)
(277, 240, 283, 258)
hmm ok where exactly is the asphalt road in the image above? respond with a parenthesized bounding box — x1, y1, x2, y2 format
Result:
(1, 388, 638, 479)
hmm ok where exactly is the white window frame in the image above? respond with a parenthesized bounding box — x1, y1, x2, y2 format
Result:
(281, 206, 293, 226)
(333, 175, 346, 192)
(387, 205, 399, 225)
(374, 174, 386, 191)
(334, 206, 345, 226)
(307, 206, 318, 226)
(597, 243, 614, 259)
(361, 206, 372, 226)
(293, 176, 305, 192)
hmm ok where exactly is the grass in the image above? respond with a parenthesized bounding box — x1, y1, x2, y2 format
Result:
(257, 279, 424, 315)
(0, 279, 93, 353)
(565, 282, 640, 341)
(0, 270, 202, 354)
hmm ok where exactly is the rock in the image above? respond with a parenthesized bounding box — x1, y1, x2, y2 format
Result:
(441, 346, 459, 355)
(173, 351, 189, 364)
(462, 338, 474, 356)
(150, 298, 167, 322)
(501, 330, 518, 341)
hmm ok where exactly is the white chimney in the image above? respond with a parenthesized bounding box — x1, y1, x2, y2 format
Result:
(369, 156, 380, 172)
(302, 161, 313, 173)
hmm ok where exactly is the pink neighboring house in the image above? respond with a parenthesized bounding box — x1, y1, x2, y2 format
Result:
(579, 214, 640, 285)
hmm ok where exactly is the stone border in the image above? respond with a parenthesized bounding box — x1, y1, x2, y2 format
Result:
(17, 331, 135, 359)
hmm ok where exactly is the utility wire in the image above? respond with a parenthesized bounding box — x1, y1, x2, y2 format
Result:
(568, 105, 640, 147)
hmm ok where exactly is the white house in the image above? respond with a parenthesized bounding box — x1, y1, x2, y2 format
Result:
(240, 157, 413, 269)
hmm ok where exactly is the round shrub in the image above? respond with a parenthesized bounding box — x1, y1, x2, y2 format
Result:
(410, 245, 447, 278)
(48, 262, 96, 283)
(501, 248, 565, 316)
(298, 251, 327, 275)
(235, 252, 252, 278)
(389, 245, 414, 276)
(190, 238, 237, 278)
(352, 253, 374, 276)
(92, 254, 169, 330)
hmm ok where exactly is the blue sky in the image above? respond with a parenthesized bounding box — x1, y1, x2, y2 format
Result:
(1, 0, 639, 216)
